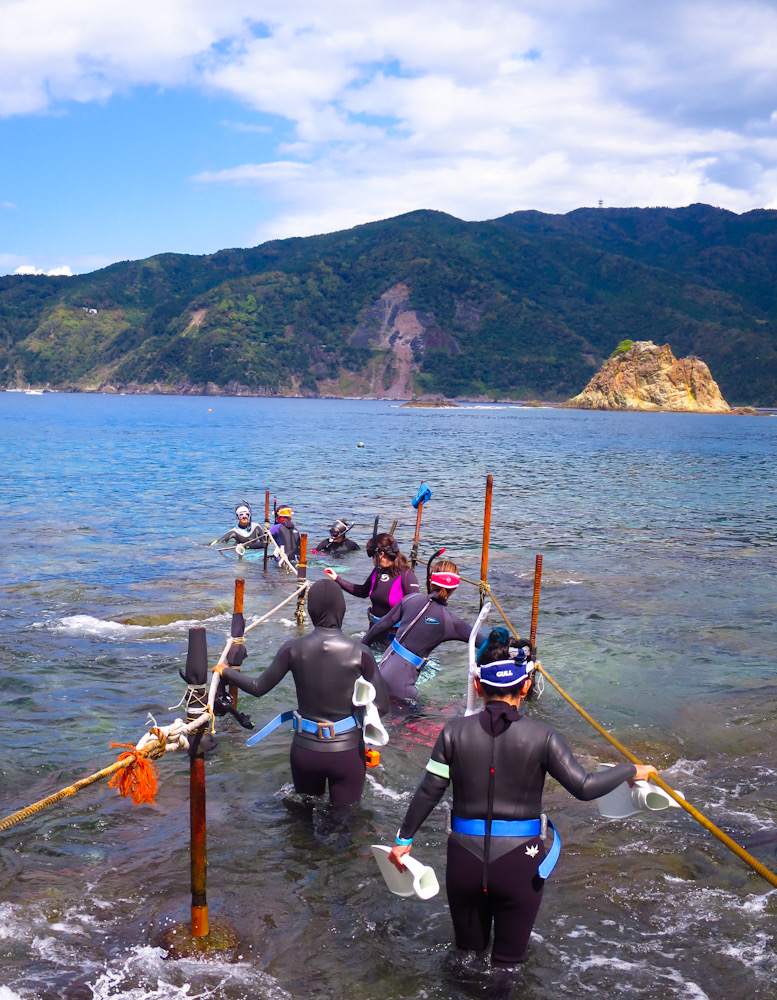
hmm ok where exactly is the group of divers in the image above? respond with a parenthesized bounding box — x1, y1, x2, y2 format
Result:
(208, 501, 655, 971)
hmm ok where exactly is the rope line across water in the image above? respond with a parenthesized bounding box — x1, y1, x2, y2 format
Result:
(461, 575, 777, 890)
(0, 582, 310, 833)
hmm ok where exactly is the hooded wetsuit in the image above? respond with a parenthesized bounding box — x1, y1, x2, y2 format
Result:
(335, 566, 419, 624)
(270, 519, 301, 561)
(221, 578, 389, 806)
(217, 522, 267, 548)
(397, 702, 637, 965)
(364, 592, 486, 701)
(316, 536, 360, 554)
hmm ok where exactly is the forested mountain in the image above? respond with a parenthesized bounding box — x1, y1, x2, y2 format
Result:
(2, 203, 776, 405)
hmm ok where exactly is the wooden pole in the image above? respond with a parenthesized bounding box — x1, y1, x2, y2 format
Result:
(296, 533, 308, 625)
(389, 519, 398, 537)
(189, 747, 208, 937)
(410, 503, 423, 570)
(229, 578, 244, 711)
(263, 489, 270, 571)
(185, 627, 209, 939)
(480, 474, 493, 608)
(529, 554, 542, 649)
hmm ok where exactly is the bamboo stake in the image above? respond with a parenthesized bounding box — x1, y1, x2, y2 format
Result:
(480, 474, 493, 608)
(263, 490, 270, 571)
(529, 554, 542, 648)
(229, 579, 244, 711)
(296, 534, 308, 625)
(184, 627, 210, 937)
(410, 504, 423, 570)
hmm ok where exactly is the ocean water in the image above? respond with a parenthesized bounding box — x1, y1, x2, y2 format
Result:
(0, 393, 775, 1000)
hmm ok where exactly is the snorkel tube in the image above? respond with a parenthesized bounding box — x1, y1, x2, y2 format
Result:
(426, 547, 446, 594)
(466, 602, 491, 715)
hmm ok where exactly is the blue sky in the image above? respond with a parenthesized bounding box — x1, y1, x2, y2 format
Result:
(2, 0, 777, 276)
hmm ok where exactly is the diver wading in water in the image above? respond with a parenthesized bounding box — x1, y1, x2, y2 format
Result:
(269, 505, 301, 563)
(364, 558, 487, 701)
(389, 629, 657, 967)
(325, 532, 419, 627)
(215, 578, 389, 806)
(210, 501, 266, 548)
(314, 519, 360, 555)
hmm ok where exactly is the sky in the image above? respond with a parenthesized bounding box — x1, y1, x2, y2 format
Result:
(2, 0, 777, 277)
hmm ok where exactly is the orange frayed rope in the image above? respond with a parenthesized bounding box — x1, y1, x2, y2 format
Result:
(108, 743, 160, 805)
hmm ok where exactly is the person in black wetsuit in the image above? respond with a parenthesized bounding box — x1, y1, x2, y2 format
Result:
(269, 505, 301, 562)
(388, 630, 657, 967)
(314, 519, 360, 555)
(363, 560, 486, 701)
(325, 532, 419, 627)
(210, 502, 266, 548)
(214, 578, 389, 806)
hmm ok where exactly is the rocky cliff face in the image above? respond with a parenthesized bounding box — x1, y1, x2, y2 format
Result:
(566, 341, 730, 412)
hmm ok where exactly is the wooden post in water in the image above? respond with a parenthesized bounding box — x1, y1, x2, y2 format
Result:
(530, 554, 542, 649)
(185, 626, 209, 939)
(480, 474, 493, 608)
(296, 533, 308, 625)
(389, 519, 398, 537)
(410, 504, 423, 571)
(263, 489, 270, 571)
(160, 627, 239, 958)
(229, 578, 244, 711)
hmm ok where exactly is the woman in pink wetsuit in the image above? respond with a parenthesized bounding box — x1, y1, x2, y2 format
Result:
(325, 532, 419, 627)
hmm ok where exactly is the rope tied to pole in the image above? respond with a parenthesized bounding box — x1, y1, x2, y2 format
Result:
(459, 571, 777, 890)
(108, 744, 160, 805)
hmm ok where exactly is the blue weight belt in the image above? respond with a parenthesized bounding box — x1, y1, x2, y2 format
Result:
(247, 710, 358, 746)
(390, 637, 427, 669)
(451, 815, 561, 879)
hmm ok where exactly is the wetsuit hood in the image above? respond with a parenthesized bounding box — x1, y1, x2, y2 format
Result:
(479, 700, 522, 737)
(307, 577, 346, 629)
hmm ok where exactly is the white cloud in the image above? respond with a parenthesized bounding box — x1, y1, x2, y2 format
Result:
(13, 263, 73, 276)
(192, 160, 310, 184)
(2, 0, 777, 251)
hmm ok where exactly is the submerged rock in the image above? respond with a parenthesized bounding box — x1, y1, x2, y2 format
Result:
(400, 399, 458, 408)
(565, 341, 730, 412)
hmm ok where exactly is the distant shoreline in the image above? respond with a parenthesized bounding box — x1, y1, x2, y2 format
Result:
(2, 387, 774, 414)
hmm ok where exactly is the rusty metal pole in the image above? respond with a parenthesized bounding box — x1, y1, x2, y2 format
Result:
(184, 626, 209, 939)
(480, 474, 493, 609)
(229, 579, 244, 711)
(529, 554, 543, 649)
(410, 503, 423, 571)
(296, 533, 308, 625)
(263, 489, 270, 571)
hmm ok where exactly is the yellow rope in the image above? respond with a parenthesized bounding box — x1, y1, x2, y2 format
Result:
(464, 576, 777, 890)
(0, 739, 167, 833)
(2, 584, 311, 833)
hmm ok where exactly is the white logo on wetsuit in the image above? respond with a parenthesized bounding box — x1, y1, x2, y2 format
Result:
(425, 617, 439, 625)
(380, 573, 390, 582)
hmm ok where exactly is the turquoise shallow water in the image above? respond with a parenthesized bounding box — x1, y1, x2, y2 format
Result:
(0, 393, 776, 1000)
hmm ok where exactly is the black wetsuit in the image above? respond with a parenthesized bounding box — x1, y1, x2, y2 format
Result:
(221, 578, 389, 805)
(270, 520, 301, 561)
(364, 592, 486, 701)
(336, 566, 419, 624)
(316, 536, 360, 554)
(217, 522, 267, 548)
(397, 702, 637, 965)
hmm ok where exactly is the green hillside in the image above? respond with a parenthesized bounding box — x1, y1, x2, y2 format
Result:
(2, 204, 776, 405)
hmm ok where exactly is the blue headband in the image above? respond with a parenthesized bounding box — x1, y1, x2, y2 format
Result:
(478, 656, 530, 687)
